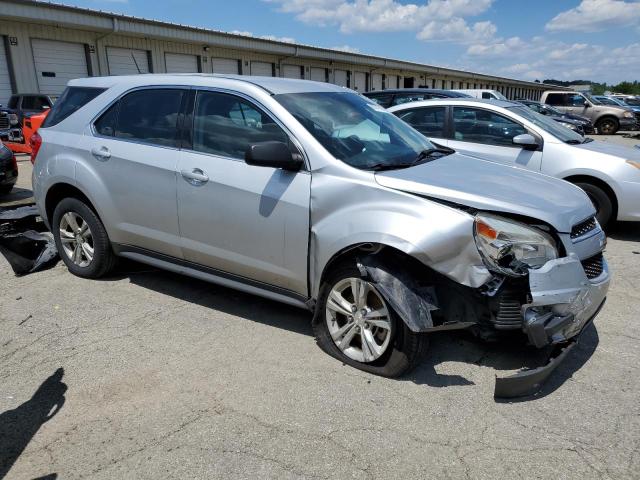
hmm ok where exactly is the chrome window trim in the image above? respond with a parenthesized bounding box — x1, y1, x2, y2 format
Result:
(89, 84, 311, 170)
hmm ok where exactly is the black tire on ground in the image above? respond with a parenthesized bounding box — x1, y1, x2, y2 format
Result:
(595, 117, 619, 135)
(0, 185, 13, 195)
(575, 182, 614, 227)
(313, 262, 428, 377)
(52, 197, 115, 278)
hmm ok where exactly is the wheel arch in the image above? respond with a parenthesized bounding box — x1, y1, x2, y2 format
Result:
(563, 174, 618, 221)
(44, 182, 99, 226)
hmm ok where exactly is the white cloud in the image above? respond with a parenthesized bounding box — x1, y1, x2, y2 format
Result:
(546, 0, 640, 32)
(229, 30, 295, 43)
(331, 45, 361, 53)
(266, 0, 495, 43)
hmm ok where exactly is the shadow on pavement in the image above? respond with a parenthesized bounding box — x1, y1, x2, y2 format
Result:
(0, 368, 66, 480)
(608, 222, 640, 242)
(0, 186, 34, 208)
(120, 263, 597, 400)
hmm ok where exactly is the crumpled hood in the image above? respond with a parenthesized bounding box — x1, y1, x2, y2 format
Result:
(375, 153, 595, 233)
(573, 139, 640, 161)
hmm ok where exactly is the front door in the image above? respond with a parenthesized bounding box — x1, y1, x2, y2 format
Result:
(176, 90, 310, 294)
(447, 106, 543, 170)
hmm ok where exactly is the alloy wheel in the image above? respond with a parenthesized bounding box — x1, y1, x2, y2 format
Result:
(59, 212, 94, 268)
(325, 277, 392, 363)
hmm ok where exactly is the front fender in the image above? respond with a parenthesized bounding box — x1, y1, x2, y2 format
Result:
(309, 171, 491, 299)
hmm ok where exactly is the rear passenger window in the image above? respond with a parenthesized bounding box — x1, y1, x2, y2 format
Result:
(21, 96, 48, 110)
(115, 89, 184, 147)
(452, 107, 527, 147)
(545, 93, 568, 106)
(94, 103, 119, 137)
(192, 91, 288, 159)
(396, 106, 446, 137)
(42, 87, 106, 127)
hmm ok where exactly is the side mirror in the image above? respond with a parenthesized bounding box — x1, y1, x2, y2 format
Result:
(512, 133, 539, 151)
(245, 141, 303, 171)
(583, 101, 590, 108)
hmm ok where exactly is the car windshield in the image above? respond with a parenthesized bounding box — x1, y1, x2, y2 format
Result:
(275, 92, 438, 170)
(595, 96, 621, 106)
(507, 105, 587, 143)
(542, 104, 564, 116)
(622, 97, 640, 106)
(492, 91, 508, 101)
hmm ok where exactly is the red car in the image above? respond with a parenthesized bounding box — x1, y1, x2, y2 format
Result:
(4, 109, 49, 155)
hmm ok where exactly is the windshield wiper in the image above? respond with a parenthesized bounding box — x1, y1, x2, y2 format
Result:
(564, 139, 582, 144)
(582, 137, 594, 143)
(367, 147, 454, 171)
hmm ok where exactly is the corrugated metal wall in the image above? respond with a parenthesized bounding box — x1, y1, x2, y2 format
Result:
(0, 17, 550, 100)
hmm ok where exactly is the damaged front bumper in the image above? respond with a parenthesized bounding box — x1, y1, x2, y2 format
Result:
(494, 254, 610, 398)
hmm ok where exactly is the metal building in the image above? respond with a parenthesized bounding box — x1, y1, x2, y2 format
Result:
(0, 0, 563, 106)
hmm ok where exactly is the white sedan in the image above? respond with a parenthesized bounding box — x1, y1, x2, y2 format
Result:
(389, 98, 640, 226)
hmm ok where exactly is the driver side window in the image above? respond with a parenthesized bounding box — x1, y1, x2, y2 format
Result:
(192, 91, 288, 160)
(452, 107, 527, 147)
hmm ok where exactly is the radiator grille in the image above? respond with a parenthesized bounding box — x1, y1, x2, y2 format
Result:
(0, 114, 9, 130)
(581, 253, 604, 280)
(571, 216, 597, 239)
(494, 291, 523, 327)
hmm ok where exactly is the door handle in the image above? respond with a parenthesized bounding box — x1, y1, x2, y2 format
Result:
(181, 168, 209, 185)
(91, 146, 111, 160)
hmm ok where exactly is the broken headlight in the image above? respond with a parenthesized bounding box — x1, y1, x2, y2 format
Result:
(474, 213, 558, 277)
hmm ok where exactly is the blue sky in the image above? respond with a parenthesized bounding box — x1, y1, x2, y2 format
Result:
(60, 0, 639, 83)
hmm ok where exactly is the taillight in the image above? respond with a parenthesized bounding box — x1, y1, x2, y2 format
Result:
(30, 131, 42, 164)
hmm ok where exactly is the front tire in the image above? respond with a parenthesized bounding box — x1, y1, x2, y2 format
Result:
(52, 197, 115, 278)
(575, 182, 614, 227)
(0, 184, 13, 195)
(596, 117, 619, 135)
(313, 263, 427, 377)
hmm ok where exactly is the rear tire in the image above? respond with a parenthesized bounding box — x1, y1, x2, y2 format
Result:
(52, 197, 115, 278)
(0, 185, 13, 195)
(575, 182, 614, 227)
(596, 117, 619, 135)
(313, 262, 427, 377)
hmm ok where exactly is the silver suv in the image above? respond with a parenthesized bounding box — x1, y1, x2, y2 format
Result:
(540, 90, 637, 134)
(32, 75, 610, 395)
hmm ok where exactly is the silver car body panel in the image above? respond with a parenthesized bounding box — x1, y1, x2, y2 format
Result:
(33, 75, 608, 323)
(389, 98, 640, 221)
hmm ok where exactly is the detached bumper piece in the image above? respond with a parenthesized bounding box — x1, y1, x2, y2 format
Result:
(494, 300, 605, 399)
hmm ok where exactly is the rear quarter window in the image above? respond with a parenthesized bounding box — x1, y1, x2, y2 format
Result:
(42, 87, 106, 127)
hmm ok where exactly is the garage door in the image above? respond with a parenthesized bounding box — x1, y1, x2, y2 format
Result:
(211, 57, 239, 74)
(32, 39, 88, 96)
(282, 64, 303, 79)
(386, 75, 398, 89)
(371, 73, 382, 91)
(250, 61, 273, 77)
(165, 52, 198, 73)
(107, 47, 150, 75)
(333, 69, 348, 87)
(0, 39, 12, 106)
(353, 71, 367, 92)
(310, 67, 326, 82)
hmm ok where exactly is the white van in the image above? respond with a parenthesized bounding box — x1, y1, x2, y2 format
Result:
(452, 89, 507, 100)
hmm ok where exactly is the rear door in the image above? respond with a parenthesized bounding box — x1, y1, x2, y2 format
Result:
(447, 106, 542, 170)
(89, 87, 185, 257)
(176, 90, 310, 294)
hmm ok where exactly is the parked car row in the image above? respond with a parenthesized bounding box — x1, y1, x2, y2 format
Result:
(30, 74, 620, 396)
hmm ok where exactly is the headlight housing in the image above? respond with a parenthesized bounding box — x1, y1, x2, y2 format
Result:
(623, 111, 634, 118)
(558, 121, 577, 131)
(474, 214, 558, 277)
(8, 113, 19, 126)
